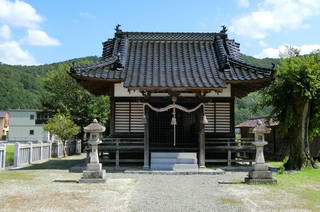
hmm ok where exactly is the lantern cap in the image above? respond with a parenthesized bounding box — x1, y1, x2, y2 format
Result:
(84, 119, 106, 133)
(252, 120, 271, 134)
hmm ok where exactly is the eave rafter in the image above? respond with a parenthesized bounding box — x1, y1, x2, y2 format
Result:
(70, 74, 121, 96)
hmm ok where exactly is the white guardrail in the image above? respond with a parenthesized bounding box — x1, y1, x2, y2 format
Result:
(0, 144, 5, 170)
(14, 141, 52, 168)
(1, 139, 82, 169)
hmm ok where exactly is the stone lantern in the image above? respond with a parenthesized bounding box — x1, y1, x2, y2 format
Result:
(79, 119, 106, 183)
(245, 120, 277, 184)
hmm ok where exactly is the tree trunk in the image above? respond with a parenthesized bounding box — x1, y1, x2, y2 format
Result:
(285, 95, 316, 170)
(62, 140, 68, 157)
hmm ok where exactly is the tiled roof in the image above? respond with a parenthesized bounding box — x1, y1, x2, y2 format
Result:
(222, 57, 274, 81)
(236, 116, 279, 128)
(124, 39, 226, 88)
(71, 56, 123, 79)
(70, 27, 274, 90)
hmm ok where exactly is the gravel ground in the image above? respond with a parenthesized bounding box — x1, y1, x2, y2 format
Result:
(0, 155, 316, 212)
(114, 172, 251, 212)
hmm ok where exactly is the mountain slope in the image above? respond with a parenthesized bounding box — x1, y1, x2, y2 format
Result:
(0, 56, 98, 110)
(241, 54, 280, 68)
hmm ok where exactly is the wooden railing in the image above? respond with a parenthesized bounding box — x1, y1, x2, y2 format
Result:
(95, 137, 255, 167)
(97, 137, 144, 167)
(205, 137, 255, 166)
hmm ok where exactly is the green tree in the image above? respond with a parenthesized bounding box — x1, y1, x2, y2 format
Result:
(263, 50, 320, 170)
(43, 113, 80, 156)
(235, 92, 273, 124)
(40, 62, 110, 136)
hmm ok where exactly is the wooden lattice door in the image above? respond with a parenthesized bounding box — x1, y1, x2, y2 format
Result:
(149, 103, 198, 149)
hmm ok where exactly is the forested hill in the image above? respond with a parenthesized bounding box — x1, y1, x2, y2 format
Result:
(241, 55, 280, 68)
(0, 56, 98, 110)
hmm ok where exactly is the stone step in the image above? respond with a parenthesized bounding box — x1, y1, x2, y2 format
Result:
(173, 164, 199, 171)
(151, 158, 197, 164)
(150, 152, 198, 171)
(151, 152, 197, 159)
(151, 163, 199, 171)
(151, 163, 175, 170)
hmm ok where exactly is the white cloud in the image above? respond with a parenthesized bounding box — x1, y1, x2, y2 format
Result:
(231, 0, 320, 39)
(0, 41, 36, 65)
(0, 1, 60, 64)
(237, 0, 249, 8)
(79, 11, 94, 18)
(21, 29, 60, 46)
(255, 47, 281, 58)
(258, 40, 268, 47)
(255, 44, 320, 58)
(0, 24, 10, 39)
(0, 0, 42, 28)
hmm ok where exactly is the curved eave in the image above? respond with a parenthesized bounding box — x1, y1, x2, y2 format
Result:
(69, 72, 121, 96)
(69, 56, 124, 80)
(223, 57, 275, 98)
(228, 57, 275, 73)
(225, 76, 274, 84)
(227, 77, 274, 98)
(69, 72, 122, 82)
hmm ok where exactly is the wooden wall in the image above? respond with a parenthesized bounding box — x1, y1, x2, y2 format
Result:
(110, 97, 234, 139)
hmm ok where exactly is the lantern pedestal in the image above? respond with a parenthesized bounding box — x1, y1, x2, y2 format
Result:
(245, 164, 276, 184)
(79, 119, 107, 183)
(79, 168, 106, 183)
(245, 121, 277, 184)
(245, 142, 277, 184)
(79, 142, 107, 183)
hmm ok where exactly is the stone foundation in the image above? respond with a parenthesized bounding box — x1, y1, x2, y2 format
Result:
(79, 163, 107, 183)
(245, 166, 277, 184)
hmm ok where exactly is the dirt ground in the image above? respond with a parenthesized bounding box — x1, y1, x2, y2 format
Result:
(0, 155, 319, 212)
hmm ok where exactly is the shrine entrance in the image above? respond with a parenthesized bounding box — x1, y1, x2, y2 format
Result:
(147, 102, 202, 152)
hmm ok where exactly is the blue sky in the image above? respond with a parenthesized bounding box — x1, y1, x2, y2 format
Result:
(0, 0, 320, 65)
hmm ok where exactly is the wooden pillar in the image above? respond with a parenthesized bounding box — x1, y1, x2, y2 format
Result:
(227, 140, 231, 167)
(109, 97, 115, 136)
(143, 106, 150, 169)
(116, 138, 120, 168)
(198, 107, 206, 168)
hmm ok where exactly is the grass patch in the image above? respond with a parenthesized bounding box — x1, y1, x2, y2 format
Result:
(5, 144, 14, 166)
(0, 191, 92, 211)
(268, 160, 320, 168)
(219, 197, 242, 205)
(268, 168, 320, 211)
(267, 161, 284, 167)
(0, 170, 36, 181)
(233, 179, 244, 184)
(275, 168, 320, 185)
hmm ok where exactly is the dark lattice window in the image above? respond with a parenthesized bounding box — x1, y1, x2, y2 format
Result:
(114, 101, 144, 133)
(205, 102, 231, 133)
